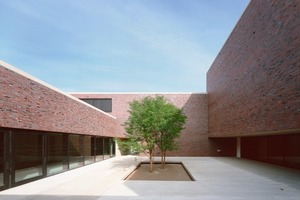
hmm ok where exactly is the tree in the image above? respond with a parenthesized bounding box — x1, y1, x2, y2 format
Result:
(124, 96, 186, 172)
(157, 103, 186, 168)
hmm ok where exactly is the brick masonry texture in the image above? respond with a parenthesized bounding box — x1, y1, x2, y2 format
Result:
(0, 64, 117, 137)
(71, 93, 227, 156)
(207, 0, 300, 137)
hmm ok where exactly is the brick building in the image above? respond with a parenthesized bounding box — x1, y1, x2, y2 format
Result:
(207, 0, 300, 168)
(0, 0, 299, 191)
(0, 62, 118, 190)
(72, 92, 236, 157)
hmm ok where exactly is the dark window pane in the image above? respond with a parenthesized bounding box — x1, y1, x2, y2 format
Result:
(47, 133, 68, 176)
(0, 132, 4, 187)
(84, 136, 94, 165)
(111, 139, 116, 157)
(81, 99, 112, 112)
(69, 135, 84, 169)
(83, 99, 93, 105)
(14, 132, 43, 182)
(104, 138, 111, 159)
(95, 138, 104, 161)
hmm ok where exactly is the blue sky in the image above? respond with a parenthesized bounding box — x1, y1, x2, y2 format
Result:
(0, 0, 249, 92)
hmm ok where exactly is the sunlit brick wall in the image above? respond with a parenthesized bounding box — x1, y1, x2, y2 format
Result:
(0, 62, 117, 137)
(72, 93, 216, 156)
(207, 0, 300, 137)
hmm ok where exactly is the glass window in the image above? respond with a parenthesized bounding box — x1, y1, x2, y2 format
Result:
(95, 137, 104, 162)
(69, 135, 84, 169)
(0, 132, 4, 187)
(14, 132, 43, 183)
(111, 139, 116, 157)
(47, 133, 68, 176)
(103, 138, 111, 159)
(81, 99, 112, 112)
(84, 136, 94, 165)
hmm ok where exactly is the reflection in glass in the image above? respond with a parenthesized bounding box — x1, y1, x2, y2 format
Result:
(111, 139, 116, 157)
(14, 132, 43, 182)
(84, 136, 94, 165)
(95, 138, 104, 161)
(104, 138, 111, 159)
(47, 133, 68, 176)
(0, 133, 4, 187)
(69, 135, 84, 169)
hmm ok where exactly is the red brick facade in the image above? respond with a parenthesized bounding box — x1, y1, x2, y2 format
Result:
(207, 0, 300, 137)
(1, 0, 300, 190)
(1, 0, 299, 160)
(71, 93, 215, 156)
(0, 62, 117, 137)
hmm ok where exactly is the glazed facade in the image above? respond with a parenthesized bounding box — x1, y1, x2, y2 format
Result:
(0, 62, 117, 191)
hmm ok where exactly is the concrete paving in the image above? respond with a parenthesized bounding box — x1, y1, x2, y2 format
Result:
(0, 156, 299, 200)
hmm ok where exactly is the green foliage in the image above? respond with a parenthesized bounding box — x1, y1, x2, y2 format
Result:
(116, 138, 140, 155)
(123, 95, 187, 171)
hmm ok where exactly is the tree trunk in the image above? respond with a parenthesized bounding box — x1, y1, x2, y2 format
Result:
(160, 153, 164, 169)
(149, 150, 154, 173)
(161, 150, 166, 169)
(163, 151, 166, 168)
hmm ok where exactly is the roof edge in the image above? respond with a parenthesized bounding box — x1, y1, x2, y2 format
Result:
(70, 92, 207, 95)
(0, 60, 116, 119)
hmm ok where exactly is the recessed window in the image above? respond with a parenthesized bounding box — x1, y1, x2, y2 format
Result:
(82, 98, 112, 112)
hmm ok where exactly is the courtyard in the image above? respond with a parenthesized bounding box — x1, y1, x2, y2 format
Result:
(0, 156, 299, 200)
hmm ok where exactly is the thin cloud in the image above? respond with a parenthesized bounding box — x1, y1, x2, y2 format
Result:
(0, 0, 249, 92)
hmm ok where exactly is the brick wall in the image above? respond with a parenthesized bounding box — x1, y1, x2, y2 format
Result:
(72, 93, 218, 156)
(207, 0, 300, 137)
(0, 62, 117, 137)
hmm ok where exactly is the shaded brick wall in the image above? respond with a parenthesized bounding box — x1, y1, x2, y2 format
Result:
(207, 0, 300, 137)
(71, 93, 223, 156)
(0, 62, 117, 137)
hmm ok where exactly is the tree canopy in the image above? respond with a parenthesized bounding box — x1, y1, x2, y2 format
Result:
(123, 96, 186, 172)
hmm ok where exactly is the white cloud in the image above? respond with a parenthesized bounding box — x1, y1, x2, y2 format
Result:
(1, 0, 249, 93)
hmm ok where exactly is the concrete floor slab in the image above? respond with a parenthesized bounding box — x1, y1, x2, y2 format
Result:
(0, 156, 299, 200)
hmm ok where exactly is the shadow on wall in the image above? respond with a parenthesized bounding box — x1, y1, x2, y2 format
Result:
(159, 93, 238, 157)
(168, 93, 209, 156)
(181, 93, 237, 157)
(208, 138, 237, 156)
